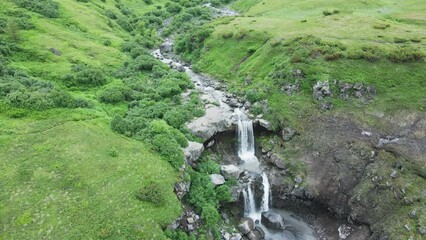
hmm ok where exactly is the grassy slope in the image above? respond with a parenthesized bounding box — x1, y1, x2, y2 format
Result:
(196, 0, 425, 125)
(0, 0, 180, 239)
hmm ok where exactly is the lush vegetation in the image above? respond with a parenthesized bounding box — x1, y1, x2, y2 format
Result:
(178, 0, 425, 239)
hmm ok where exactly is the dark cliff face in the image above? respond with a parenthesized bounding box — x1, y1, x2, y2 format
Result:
(285, 111, 426, 238)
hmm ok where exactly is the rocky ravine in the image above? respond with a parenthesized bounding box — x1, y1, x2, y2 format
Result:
(260, 110, 426, 239)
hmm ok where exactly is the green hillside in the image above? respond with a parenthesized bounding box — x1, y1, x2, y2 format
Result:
(189, 0, 425, 126)
(0, 0, 181, 239)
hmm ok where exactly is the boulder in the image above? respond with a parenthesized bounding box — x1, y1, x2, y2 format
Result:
(313, 80, 332, 100)
(268, 153, 286, 170)
(159, 43, 173, 53)
(210, 174, 225, 186)
(238, 218, 254, 235)
(281, 127, 296, 141)
(187, 105, 234, 141)
(320, 101, 333, 110)
(258, 119, 273, 131)
(183, 141, 204, 164)
(261, 212, 286, 230)
(221, 165, 243, 179)
(246, 231, 261, 240)
(230, 233, 242, 240)
(174, 181, 190, 200)
(49, 48, 61, 56)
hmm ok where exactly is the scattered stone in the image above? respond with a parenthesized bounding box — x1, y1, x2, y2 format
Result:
(159, 43, 173, 53)
(210, 174, 225, 185)
(294, 175, 303, 184)
(187, 224, 194, 231)
(268, 153, 286, 170)
(390, 170, 399, 179)
(408, 210, 417, 219)
(282, 127, 296, 141)
(49, 48, 61, 56)
(338, 224, 352, 239)
(362, 131, 372, 137)
(403, 197, 413, 205)
(238, 218, 254, 235)
(404, 224, 411, 232)
(174, 181, 190, 200)
(183, 141, 204, 164)
(418, 227, 426, 235)
(353, 82, 363, 91)
(261, 212, 286, 230)
(340, 83, 353, 93)
(320, 101, 333, 110)
(187, 217, 194, 224)
(222, 232, 231, 240)
(313, 80, 332, 100)
(220, 165, 243, 179)
(281, 80, 300, 96)
(230, 233, 242, 240)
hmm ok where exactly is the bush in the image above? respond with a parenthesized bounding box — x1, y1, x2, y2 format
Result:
(73, 65, 107, 86)
(98, 88, 125, 103)
(387, 46, 424, 63)
(322, 10, 332, 16)
(105, 9, 118, 20)
(136, 181, 165, 205)
(13, 0, 59, 18)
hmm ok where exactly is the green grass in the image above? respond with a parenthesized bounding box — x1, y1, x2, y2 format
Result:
(0, 0, 182, 239)
(0, 108, 181, 239)
(192, 0, 425, 127)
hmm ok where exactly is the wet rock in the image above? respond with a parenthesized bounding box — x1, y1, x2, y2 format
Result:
(49, 48, 61, 56)
(254, 226, 265, 239)
(338, 224, 352, 239)
(221, 165, 243, 179)
(246, 231, 261, 240)
(228, 98, 243, 108)
(230, 233, 242, 240)
(222, 232, 231, 240)
(313, 80, 332, 100)
(238, 218, 254, 235)
(282, 127, 296, 141)
(261, 212, 286, 230)
(160, 43, 173, 53)
(210, 174, 225, 185)
(183, 141, 204, 164)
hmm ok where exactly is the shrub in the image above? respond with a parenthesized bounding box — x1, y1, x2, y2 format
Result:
(13, 0, 59, 18)
(98, 87, 125, 103)
(135, 181, 165, 205)
(373, 22, 390, 29)
(103, 39, 111, 46)
(143, 0, 153, 4)
(322, 10, 332, 16)
(151, 133, 184, 168)
(394, 37, 408, 43)
(111, 115, 132, 134)
(73, 66, 107, 86)
(201, 204, 220, 227)
(105, 9, 118, 20)
(387, 46, 424, 63)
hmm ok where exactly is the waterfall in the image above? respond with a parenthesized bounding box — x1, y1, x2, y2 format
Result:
(236, 109, 260, 172)
(261, 172, 271, 212)
(236, 109, 272, 221)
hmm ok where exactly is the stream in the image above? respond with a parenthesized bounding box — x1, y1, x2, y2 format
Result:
(152, 36, 321, 240)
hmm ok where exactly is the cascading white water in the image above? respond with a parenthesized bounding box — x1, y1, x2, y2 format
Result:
(236, 109, 271, 221)
(261, 172, 271, 212)
(236, 109, 260, 173)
